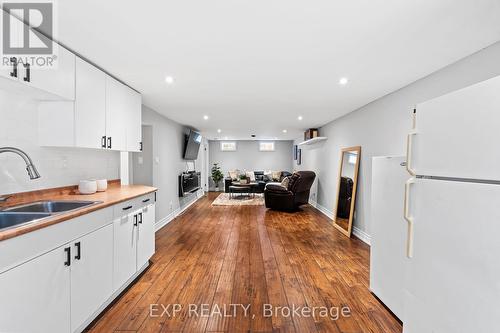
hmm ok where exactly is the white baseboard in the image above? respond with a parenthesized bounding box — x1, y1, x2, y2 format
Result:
(155, 190, 204, 232)
(309, 199, 371, 246)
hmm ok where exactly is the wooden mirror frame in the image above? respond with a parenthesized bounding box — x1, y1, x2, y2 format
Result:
(333, 146, 361, 237)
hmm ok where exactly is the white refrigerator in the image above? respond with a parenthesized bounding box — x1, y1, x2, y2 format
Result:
(370, 155, 408, 320)
(403, 75, 500, 333)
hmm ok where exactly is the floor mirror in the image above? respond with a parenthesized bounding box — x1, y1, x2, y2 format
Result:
(333, 146, 361, 237)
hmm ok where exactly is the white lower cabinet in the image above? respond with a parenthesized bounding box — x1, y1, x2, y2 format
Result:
(113, 202, 156, 291)
(113, 208, 139, 291)
(0, 244, 71, 333)
(137, 203, 156, 270)
(0, 194, 156, 333)
(70, 224, 113, 332)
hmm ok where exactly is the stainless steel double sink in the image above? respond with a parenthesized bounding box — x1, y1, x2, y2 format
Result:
(0, 201, 101, 232)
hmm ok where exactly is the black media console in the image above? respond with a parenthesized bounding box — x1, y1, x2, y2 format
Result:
(178, 172, 201, 197)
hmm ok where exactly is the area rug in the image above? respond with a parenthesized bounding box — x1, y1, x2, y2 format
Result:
(212, 193, 265, 206)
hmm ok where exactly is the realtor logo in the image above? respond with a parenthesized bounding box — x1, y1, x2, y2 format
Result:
(2, 2, 53, 54)
(1, 1, 57, 69)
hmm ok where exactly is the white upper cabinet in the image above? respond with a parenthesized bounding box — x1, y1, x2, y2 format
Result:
(38, 57, 142, 152)
(0, 12, 23, 81)
(126, 87, 142, 152)
(0, 11, 75, 100)
(105, 75, 128, 151)
(75, 57, 107, 149)
(27, 45, 76, 101)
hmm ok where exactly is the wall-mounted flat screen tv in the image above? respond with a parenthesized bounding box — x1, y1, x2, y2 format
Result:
(183, 130, 202, 160)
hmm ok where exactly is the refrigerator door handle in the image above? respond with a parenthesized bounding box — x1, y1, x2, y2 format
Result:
(404, 177, 415, 258)
(406, 130, 417, 176)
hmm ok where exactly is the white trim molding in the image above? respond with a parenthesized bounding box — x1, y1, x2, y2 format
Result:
(309, 200, 371, 245)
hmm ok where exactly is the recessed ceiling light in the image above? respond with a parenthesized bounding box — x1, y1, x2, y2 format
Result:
(282, 129, 287, 133)
(298, 116, 303, 121)
(203, 115, 209, 120)
(165, 76, 174, 84)
(217, 129, 221, 133)
(339, 77, 348, 85)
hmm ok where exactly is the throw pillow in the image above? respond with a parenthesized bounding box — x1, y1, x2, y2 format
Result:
(272, 170, 282, 181)
(281, 176, 290, 188)
(245, 171, 256, 182)
(287, 172, 301, 191)
(264, 170, 273, 181)
(228, 170, 239, 181)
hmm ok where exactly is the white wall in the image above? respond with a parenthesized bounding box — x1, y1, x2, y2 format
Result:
(138, 106, 204, 223)
(0, 90, 120, 195)
(295, 41, 500, 238)
(208, 140, 293, 189)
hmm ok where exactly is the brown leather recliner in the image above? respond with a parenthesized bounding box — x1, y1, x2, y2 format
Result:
(264, 171, 316, 211)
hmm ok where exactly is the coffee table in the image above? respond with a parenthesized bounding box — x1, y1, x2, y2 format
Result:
(229, 182, 258, 199)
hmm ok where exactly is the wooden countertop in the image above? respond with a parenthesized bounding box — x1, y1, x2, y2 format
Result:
(0, 182, 157, 242)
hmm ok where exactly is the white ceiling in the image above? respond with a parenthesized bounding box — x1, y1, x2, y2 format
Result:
(55, 0, 500, 140)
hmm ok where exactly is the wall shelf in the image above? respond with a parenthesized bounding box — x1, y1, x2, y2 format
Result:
(297, 136, 328, 147)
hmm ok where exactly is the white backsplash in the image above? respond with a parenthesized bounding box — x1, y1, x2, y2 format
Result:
(0, 90, 120, 195)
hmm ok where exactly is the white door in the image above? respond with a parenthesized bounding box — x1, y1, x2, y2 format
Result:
(370, 156, 407, 320)
(71, 224, 113, 332)
(75, 57, 106, 149)
(403, 178, 500, 333)
(28, 44, 76, 100)
(113, 210, 139, 291)
(105, 75, 127, 151)
(0, 245, 71, 333)
(411, 75, 500, 180)
(125, 87, 142, 152)
(137, 203, 155, 270)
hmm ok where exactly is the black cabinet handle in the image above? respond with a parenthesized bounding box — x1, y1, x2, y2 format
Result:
(74, 242, 81, 260)
(122, 205, 133, 211)
(23, 63, 30, 82)
(107, 137, 112, 149)
(138, 212, 143, 224)
(101, 136, 107, 148)
(10, 57, 17, 78)
(154, 192, 157, 202)
(140, 142, 143, 151)
(64, 247, 71, 266)
(142, 198, 150, 203)
(133, 214, 138, 226)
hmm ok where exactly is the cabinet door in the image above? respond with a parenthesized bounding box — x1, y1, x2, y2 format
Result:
(105, 75, 127, 151)
(71, 224, 113, 332)
(126, 87, 142, 152)
(0, 11, 21, 80)
(137, 203, 155, 270)
(75, 57, 106, 149)
(113, 210, 138, 291)
(0, 245, 71, 333)
(28, 44, 76, 100)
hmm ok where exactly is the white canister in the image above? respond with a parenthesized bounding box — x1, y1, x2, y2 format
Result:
(96, 179, 108, 192)
(79, 180, 97, 195)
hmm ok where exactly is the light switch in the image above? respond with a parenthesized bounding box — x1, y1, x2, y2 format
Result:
(138, 156, 143, 164)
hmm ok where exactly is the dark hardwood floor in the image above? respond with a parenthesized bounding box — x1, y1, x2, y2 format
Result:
(86, 192, 402, 333)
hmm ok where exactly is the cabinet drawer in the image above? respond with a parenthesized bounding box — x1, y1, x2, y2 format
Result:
(135, 192, 156, 208)
(113, 198, 139, 219)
